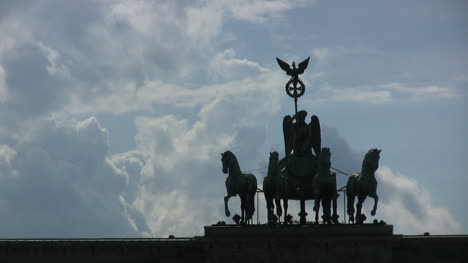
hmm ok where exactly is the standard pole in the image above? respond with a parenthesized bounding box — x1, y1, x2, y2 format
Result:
(294, 98, 298, 117)
(344, 190, 346, 223)
(257, 192, 259, 224)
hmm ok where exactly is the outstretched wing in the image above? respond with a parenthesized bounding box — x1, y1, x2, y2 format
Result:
(276, 57, 293, 76)
(283, 115, 293, 156)
(297, 56, 310, 74)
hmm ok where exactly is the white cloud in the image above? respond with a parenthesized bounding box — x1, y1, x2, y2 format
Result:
(379, 83, 457, 100)
(209, 49, 269, 81)
(376, 166, 461, 234)
(110, 70, 284, 236)
(310, 84, 393, 104)
(308, 82, 457, 105)
(224, 0, 315, 23)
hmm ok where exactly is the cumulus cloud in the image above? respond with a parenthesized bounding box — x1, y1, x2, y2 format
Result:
(0, 0, 314, 119)
(119, 71, 284, 236)
(377, 166, 462, 234)
(0, 117, 148, 238)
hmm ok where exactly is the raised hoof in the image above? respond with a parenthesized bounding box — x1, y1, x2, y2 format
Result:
(371, 210, 376, 216)
(225, 211, 230, 217)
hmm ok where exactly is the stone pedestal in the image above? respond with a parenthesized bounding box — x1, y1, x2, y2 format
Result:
(203, 224, 397, 263)
(204, 223, 394, 238)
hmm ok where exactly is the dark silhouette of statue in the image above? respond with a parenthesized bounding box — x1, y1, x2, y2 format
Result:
(282, 115, 293, 157)
(346, 149, 381, 224)
(282, 110, 309, 156)
(263, 151, 289, 224)
(221, 151, 258, 224)
(282, 111, 321, 157)
(313, 148, 339, 224)
(309, 115, 321, 157)
(276, 57, 310, 85)
(292, 110, 310, 155)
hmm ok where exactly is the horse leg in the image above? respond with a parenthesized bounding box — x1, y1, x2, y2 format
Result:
(314, 197, 320, 224)
(356, 195, 367, 224)
(249, 194, 255, 223)
(371, 193, 379, 216)
(240, 195, 246, 224)
(266, 194, 274, 223)
(322, 198, 331, 224)
(332, 197, 339, 224)
(283, 199, 289, 224)
(224, 194, 233, 217)
(347, 194, 355, 224)
(275, 198, 282, 223)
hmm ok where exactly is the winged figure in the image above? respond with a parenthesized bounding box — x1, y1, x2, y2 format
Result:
(276, 56, 310, 82)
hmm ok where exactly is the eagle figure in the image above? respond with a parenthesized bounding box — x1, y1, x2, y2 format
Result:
(276, 56, 310, 82)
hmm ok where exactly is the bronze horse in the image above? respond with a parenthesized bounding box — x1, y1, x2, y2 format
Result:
(313, 148, 339, 224)
(221, 151, 257, 224)
(346, 148, 381, 224)
(263, 151, 289, 223)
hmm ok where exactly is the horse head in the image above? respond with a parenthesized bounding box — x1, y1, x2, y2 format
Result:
(221, 151, 231, 174)
(267, 151, 279, 177)
(363, 148, 381, 174)
(319, 147, 331, 169)
(221, 150, 238, 174)
(269, 151, 279, 163)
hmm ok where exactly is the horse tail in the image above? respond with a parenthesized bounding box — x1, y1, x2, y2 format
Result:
(247, 173, 258, 194)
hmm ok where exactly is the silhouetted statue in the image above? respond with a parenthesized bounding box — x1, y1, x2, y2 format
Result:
(293, 110, 310, 155)
(263, 151, 288, 224)
(276, 57, 310, 85)
(221, 151, 258, 224)
(309, 115, 321, 157)
(283, 110, 311, 156)
(313, 148, 339, 224)
(346, 149, 381, 224)
(283, 111, 322, 158)
(282, 115, 293, 157)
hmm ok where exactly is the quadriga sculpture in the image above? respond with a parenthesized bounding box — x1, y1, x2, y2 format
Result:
(346, 148, 381, 224)
(263, 151, 288, 224)
(221, 151, 258, 224)
(313, 148, 339, 224)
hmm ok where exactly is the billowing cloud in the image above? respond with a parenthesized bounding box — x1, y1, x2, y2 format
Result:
(0, 0, 464, 238)
(377, 166, 462, 234)
(0, 117, 148, 238)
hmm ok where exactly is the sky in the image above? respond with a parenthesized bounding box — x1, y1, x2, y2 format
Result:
(0, 0, 466, 238)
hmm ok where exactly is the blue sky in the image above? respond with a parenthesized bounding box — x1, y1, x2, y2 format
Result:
(0, 0, 466, 237)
